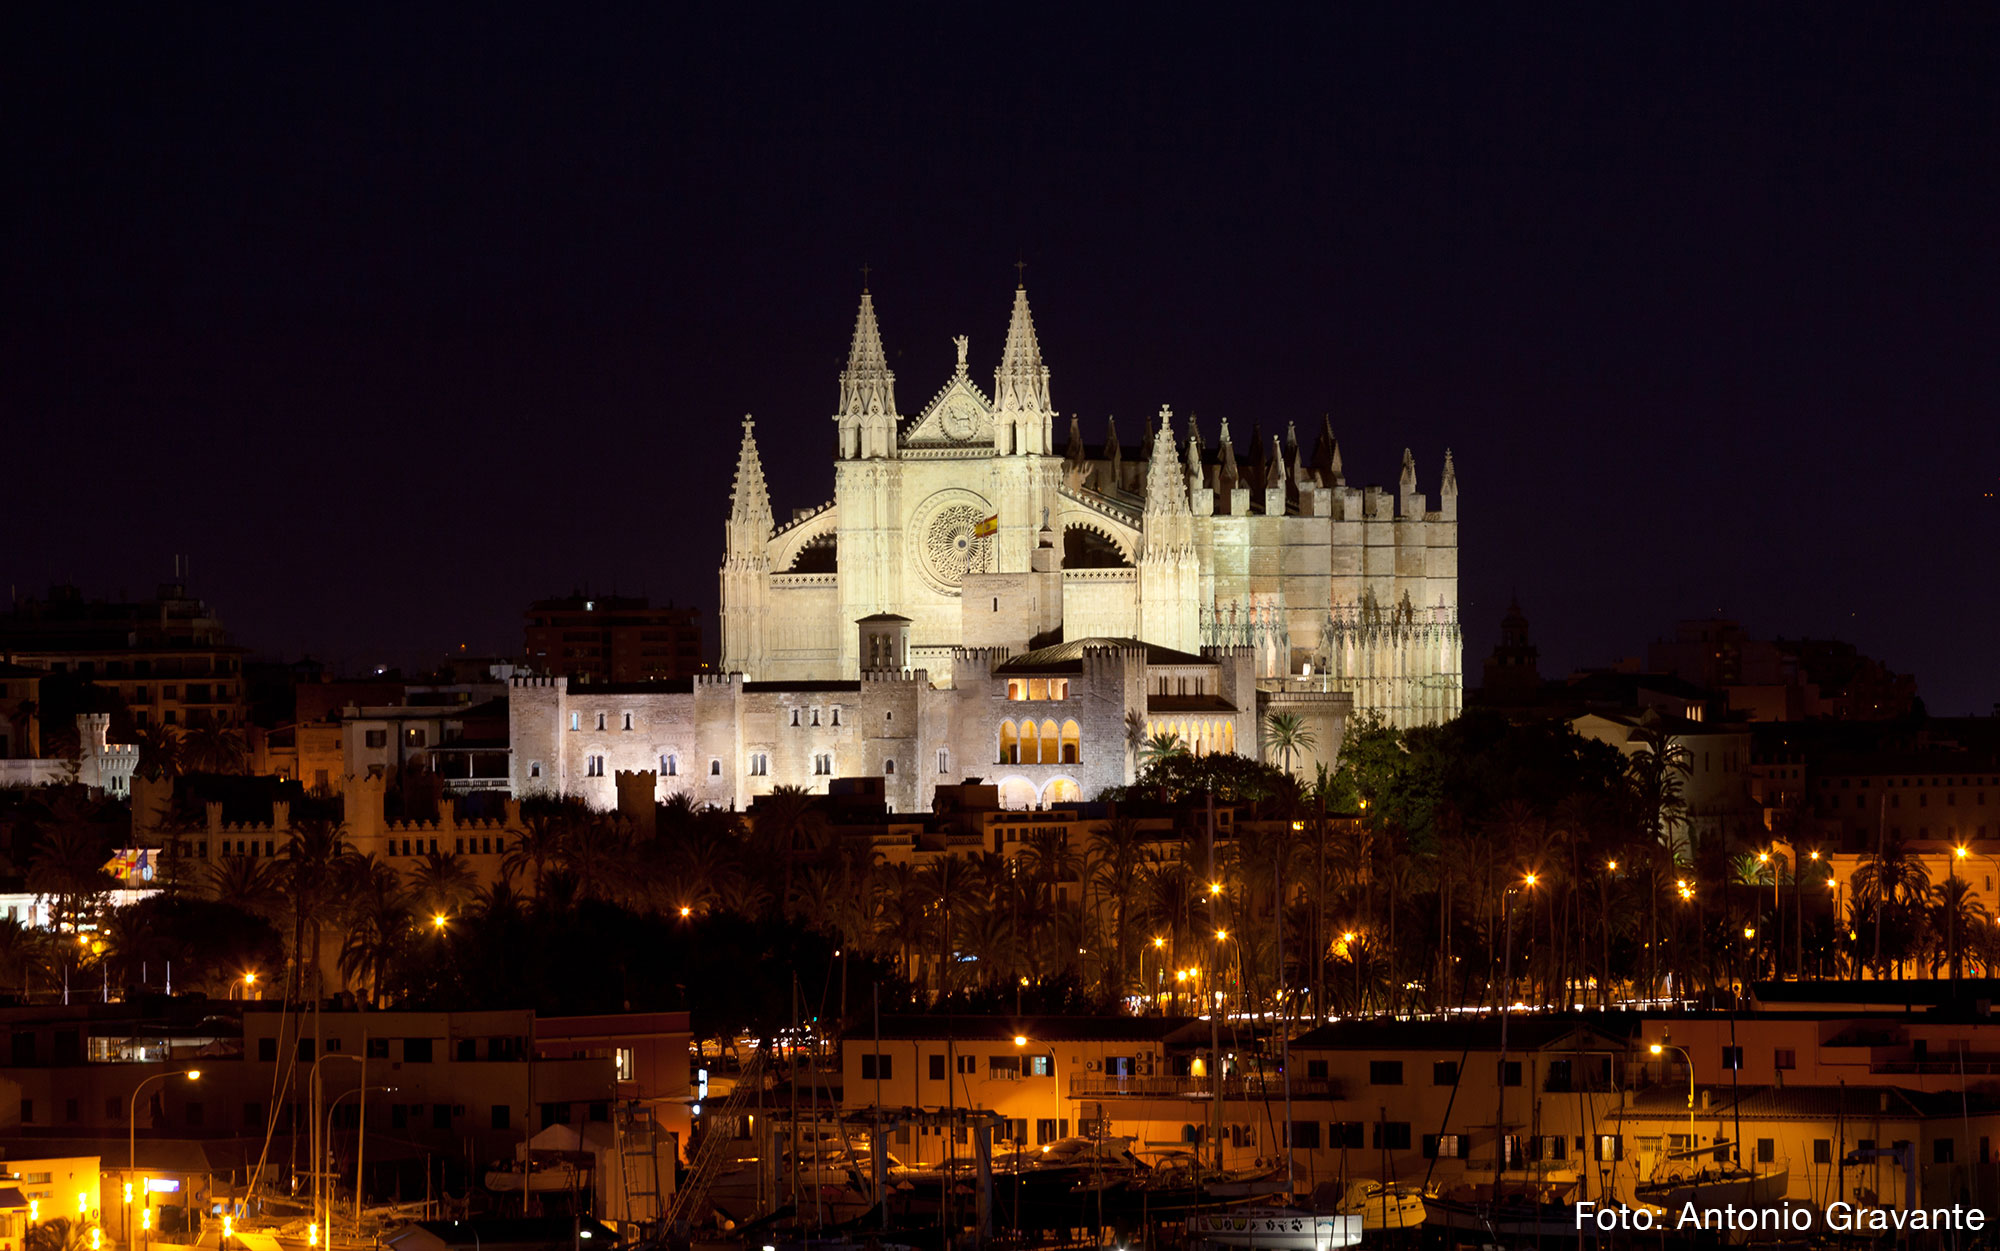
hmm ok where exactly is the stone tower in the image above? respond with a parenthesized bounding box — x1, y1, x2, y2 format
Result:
(988, 283, 1062, 578)
(719, 415, 772, 675)
(833, 287, 906, 677)
(1139, 406, 1199, 651)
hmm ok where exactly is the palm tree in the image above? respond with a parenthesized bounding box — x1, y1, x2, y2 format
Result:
(1088, 816, 1149, 995)
(1263, 711, 1317, 775)
(1930, 875, 1988, 982)
(1851, 832, 1931, 978)
(916, 856, 979, 1000)
(179, 714, 246, 774)
(281, 818, 349, 1002)
(132, 723, 182, 780)
(752, 785, 825, 918)
(26, 1217, 98, 1251)
(28, 822, 119, 932)
(1124, 710, 1149, 781)
(339, 894, 412, 1006)
(0, 919, 52, 998)
(408, 850, 477, 917)
(206, 855, 284, 916)
(1624, 723, 1692, 856)
(876, 862, 930, 986)
(1138, 731, 1187, 771)
(6, 698, 38, 759)
(502, 812, 569, 898)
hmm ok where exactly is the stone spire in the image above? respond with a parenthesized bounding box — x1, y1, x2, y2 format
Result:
(1101, 414, 1123, 490)
(1217, 418, 1240, 496)
(837, 289, 899, 458)
(839, 291, 896, 417)
(1185, 425, 1204, 494)
(1140, 405, 1200, 652)
(1441, 448, 1458, 521)
(1399, 448, 1421, 517)
(1268, 435, 1287, 491)
(993, 283, 1053, 454)
(1310, 415, 1342, 486)
(720, 415, 774, 676)
(1145, 406, 1194, 527)
(728, 415, 773, 537)
(1064, 414, 1088, 483)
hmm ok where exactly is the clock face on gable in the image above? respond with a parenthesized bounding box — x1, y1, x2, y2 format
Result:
(938, 394, 979, 441)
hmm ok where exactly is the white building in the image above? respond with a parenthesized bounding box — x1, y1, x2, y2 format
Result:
(512, 280, 1466, 810)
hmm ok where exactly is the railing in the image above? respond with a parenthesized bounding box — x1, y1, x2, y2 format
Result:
(1069, 1074, 1345, 1100)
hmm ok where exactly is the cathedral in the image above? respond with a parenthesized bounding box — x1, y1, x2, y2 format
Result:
(722, 281, 1461, 723)
(511, 281, 1460, 813)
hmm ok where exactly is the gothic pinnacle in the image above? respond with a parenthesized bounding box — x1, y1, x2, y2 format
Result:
(729, 414, 773, 527)
(840, 290, 897, 418)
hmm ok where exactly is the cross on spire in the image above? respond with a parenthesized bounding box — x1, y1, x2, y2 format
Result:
(860, 262, 872, 291)
(1014, 258, 1027, 288)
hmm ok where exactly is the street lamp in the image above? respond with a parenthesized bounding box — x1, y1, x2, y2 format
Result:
(431, 912, 448, 932)
(1140, 937, 1167, 1012)
(1649, 1041, 1697, 1157)
(130, 1069, 201, 1177)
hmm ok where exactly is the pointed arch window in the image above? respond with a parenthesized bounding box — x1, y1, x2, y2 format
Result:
(999, 722, 1019, 765)
(1060, 720, 1081, 764)
(1039, 719, 1060, 765)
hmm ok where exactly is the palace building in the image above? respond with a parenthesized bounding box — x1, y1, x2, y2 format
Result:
(511, 282, 1461, 812)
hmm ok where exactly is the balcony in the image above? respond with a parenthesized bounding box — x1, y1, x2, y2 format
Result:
(1069, 1074, 1345, 1100)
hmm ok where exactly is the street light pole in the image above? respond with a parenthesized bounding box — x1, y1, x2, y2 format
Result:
(130, 1070, 202, 1176)
(1649, 1041, 1696, 1157)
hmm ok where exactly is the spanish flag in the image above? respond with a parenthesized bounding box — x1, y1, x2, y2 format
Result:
(973, 514, 999, 538)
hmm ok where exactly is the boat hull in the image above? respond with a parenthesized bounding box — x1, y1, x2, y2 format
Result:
(1636, 1165, 1790, 1213)
(1187, 1211, 1364, 1251)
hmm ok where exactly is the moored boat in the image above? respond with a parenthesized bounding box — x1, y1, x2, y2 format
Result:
(1186, 1206, 1364, 1251)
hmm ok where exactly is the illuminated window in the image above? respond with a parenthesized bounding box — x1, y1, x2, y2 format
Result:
(1060, 720, 1080, 764)
(569, 713, 580, 731)
(615, 1048, 634, 1081)
(662, 754, 677, 776)
(999, 722, 1019, 764)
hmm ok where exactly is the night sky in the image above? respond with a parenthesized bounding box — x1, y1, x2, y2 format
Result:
(4, 9, 1996, 711)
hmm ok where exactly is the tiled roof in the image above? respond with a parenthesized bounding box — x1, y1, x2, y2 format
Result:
(995, 637, 1209, 674)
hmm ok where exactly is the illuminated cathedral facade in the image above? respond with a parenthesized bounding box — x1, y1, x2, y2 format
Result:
(513, 282, 1460, 812)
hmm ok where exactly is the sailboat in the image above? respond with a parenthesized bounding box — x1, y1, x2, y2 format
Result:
(1633, 1140, 1790, 1213)
(1185, 852, 1362, 1251)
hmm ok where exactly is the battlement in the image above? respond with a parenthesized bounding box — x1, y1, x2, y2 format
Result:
(951, 646, 1012, 677)
(861, 668, 927, 684)
(1201, 645, 1256, 660)
(511, 675, 568, 691)
(694, 672, 745, 690)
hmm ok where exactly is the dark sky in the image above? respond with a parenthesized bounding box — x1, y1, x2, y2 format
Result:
(4, 8, 1996, 711)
